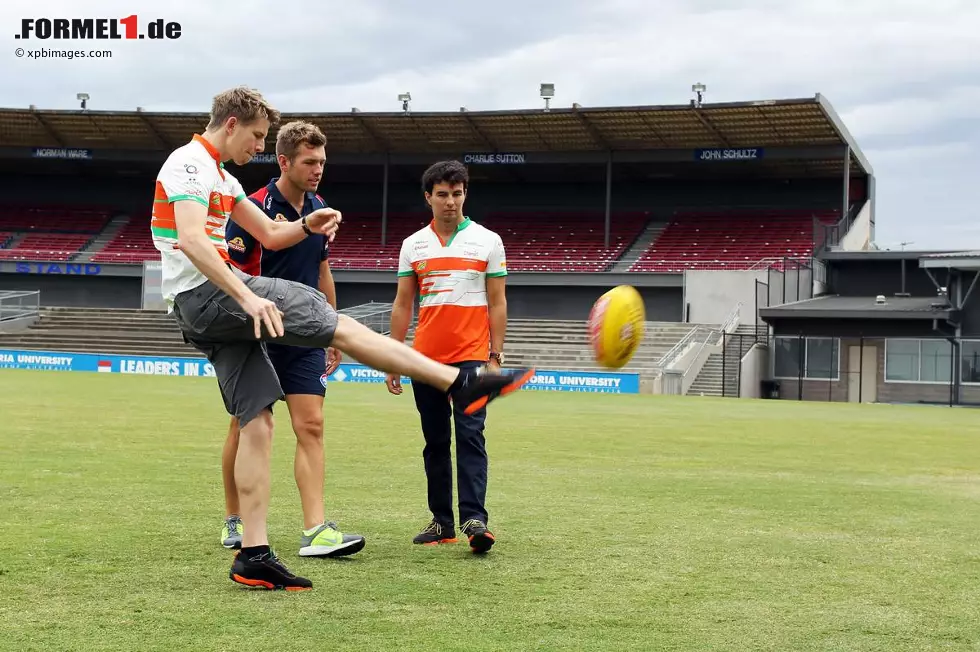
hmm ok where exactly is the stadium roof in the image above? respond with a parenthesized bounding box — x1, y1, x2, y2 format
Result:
(0, 93, 872, 175)
(759, 295, 955, 321)
(820, 249, 961, 261)
(919, 251, 980, 271)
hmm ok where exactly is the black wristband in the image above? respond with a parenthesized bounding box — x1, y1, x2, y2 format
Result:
(301, 215, 313, 235)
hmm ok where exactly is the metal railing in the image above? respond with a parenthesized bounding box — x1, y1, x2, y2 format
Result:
(655, 301, 742, 373)
(656, 324, 706, 371)
(816, 202, 861, 252)
(629, 258, 815, 273)
(338, 301, 394, 335)
(0, 290, 40, 323)
(656, 301, 743, 395)
(719, 301, 742, 335)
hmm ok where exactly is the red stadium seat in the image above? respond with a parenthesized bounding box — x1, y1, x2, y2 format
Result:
(326, 210, 650, 273)
(0, 205, 111, 235)
(0, 205, 113, 261)
(90, 218, 158, 264)
(628, 209, 840, 273)
(65, 207, 838, 273)
(0, 233, 96, 261)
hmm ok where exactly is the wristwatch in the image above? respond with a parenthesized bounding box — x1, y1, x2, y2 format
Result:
(489, 351, 504, 365)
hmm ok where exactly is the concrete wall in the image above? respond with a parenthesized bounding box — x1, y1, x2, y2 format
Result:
(739, 344, 769, 399)
(683, 270, 767, 325)
(0, 275, 142, 308)
(840, 200, 872, 251)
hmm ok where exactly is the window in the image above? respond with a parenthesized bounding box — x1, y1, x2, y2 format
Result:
(921, 340, 952, 383)
(805, 338, 840, 379)
(774, 337, 839, 380)
(961, 340, 980, 384)
(885, 339, 953, 383)
(885, 339, 919, 381)
(774, 337, 801, 379)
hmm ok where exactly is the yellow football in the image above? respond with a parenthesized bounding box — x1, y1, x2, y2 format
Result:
(587, 285, 645, 369)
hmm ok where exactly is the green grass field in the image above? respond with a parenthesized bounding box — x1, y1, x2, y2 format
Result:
(1, 368, 979, 651)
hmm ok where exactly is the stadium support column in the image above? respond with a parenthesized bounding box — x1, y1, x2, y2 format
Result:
(842, 145, 851, 225)
(381, 153, 390, 247)
(604, 150, 612, 248)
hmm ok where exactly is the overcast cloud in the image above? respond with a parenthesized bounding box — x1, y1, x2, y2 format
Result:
(2, 0, 977, 250)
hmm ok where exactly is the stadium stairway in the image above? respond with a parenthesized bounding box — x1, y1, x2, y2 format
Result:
(609, 221, 667, 273)
(73, 215, 132, 263)
(1, 233, 28, 251)
(0, 307, 710, 387)
(686, 324, 766, 397)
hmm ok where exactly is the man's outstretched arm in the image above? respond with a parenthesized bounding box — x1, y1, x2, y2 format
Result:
(231, 198, 339, 252)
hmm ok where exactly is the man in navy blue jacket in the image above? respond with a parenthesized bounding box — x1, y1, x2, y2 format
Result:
(218, 120, 363, 559)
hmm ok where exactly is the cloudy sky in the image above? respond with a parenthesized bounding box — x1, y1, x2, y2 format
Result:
(2, 0, 978, 250)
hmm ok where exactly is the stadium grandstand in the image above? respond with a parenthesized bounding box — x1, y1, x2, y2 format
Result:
(0, 92, 877, 398)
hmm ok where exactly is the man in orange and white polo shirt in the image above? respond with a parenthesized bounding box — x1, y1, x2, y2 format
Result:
(386, 159, 508, 554)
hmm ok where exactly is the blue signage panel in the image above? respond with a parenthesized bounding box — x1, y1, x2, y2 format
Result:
(322, 364, 639, 394)
(694, 147, 764, 162)
(0, 351, 641, 394)
(32, 147, 93, 160)
(14, 262, 102, 275)
(0, 349, 215, 376)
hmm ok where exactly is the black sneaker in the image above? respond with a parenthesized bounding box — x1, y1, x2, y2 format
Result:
(229, 549, 313, 591)
(453, 367, 535, 416)
(412, 519, 458, 545)
(461, 519, 495, 554)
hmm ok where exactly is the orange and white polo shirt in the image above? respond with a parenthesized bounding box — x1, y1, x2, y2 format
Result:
(398, 217, 507, 364)
(151, 134, 248, 307)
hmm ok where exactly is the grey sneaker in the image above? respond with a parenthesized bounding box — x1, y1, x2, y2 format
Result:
(221, 515, 243, 549)
(298, 521, 366, 558)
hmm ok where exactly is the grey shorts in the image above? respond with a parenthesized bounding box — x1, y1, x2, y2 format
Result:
(171, 266, 339, 427)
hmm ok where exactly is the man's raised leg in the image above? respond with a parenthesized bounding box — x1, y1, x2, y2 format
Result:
(328, 314, 534, 414)
(230, 272, 536, 412)
(330, 315, 459, 390)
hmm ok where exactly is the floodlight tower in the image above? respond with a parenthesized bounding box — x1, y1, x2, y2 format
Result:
(540, 83, 554, 112)
(398, 92, 411, 114)
(77, 92, 90, 110)
(691, 83, 706, 107)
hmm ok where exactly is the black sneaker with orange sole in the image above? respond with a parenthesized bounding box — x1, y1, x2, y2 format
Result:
(229, 549, 313, 591)
(453, 367, 535, 416)
(412, 520, 458, 545)
(461, 519, 495, 554)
